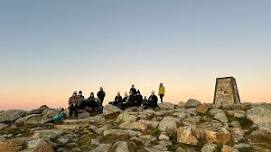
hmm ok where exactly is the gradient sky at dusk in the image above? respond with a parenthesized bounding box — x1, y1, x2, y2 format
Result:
(1, 0, 271, 110)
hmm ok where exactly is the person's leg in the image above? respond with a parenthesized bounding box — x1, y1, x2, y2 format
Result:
(69, 105, 73, 117)
(160, 94, 164, 102)
(74, 105, 78, 118)
(100, 98, 104, 106)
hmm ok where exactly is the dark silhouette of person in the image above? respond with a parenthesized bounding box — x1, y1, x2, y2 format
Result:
(97, 87, 106, 106)
(68, 91, 79, 118)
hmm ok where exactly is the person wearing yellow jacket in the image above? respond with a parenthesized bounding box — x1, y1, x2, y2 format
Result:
(159, 83, 165, 102)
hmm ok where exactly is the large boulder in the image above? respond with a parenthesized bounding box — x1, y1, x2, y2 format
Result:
(26, 138, 53, 152)
(0, 138, 26, 152)
(15, 114, 44, 125)
(248, 123, 271, 150)
(158, 102, 175, 110)
(230, 127, 245, 143)
(32, 129, 63, 140)
(246, 105, 271, 150)
(119, 122, 148, 132)
(30, 105, 49, 114)
(185, 99, 201, 108)
(247, 105, 271, 125)
(103, 104, 122, 116)
(204, 128, 231, 144)
(176, 126, 199, 146)
(209, 109, 228, 125)
(117, 113, 137, 123)
(138, 120, 159, 128)
(158, 116, 179, 133)
(0, 110, 27, 123)
(0, 123, 8, 130)
(196, 104, 209, 114)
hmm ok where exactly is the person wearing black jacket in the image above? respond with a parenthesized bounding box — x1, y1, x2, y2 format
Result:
(130, 84, 137, 95)
(97, 87, 106, 106)
(78, 90, 85, 109)
(82, 92, 97, 110)
(143, 91, 158, 109)
(114, 92, 123, 105)
(109, 92, 123, 106)
(135, 90, 143, 106)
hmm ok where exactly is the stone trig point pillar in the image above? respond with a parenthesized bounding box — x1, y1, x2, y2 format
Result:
(213, 77, 241, 104)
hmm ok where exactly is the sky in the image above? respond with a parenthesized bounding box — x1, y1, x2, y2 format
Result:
(0, 0, 271, 110)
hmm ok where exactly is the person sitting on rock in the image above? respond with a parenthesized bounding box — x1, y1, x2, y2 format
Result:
(109, 91, 122, 106)
(68, 91, 79, 118)
(83, 92, 103, 114)
(143, 91, 158, 109)
(142, 96, 148, 106)
(43, 108, 66, 124)
(97, 87, 106, 106)
(122, 92, 129, 103)
(77, 90, 85, 110)
(135, 90, 143, 106)
(120, 90, 138, 110)
(114, 92, 128, 110)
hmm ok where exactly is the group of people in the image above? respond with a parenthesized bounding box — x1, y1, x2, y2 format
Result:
(68, 87, 106, 118)
(109, 83, 165, 110)
(68, 83, 165, 118)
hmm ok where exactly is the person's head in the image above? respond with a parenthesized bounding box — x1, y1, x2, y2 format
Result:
(151, 90, 155, 95)
(99, 87, 103, 91)
(137, 90, 141, 95)
(90, 92, 94, 97)
(124, 92, 128, 97)
(117, 91, 120, 96)
(79, 90, 82, 95)
(131, 84, 135, 88)
(73, 91, 77, 96)
(160, 83, 163, 87)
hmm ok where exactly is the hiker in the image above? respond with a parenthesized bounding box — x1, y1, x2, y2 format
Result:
(78, 90, 85, 109)
(97, 87, 106, 106)
(130, 84, 137, 95)
(120, 90, 138, 110)
(109, 92, 122, 106)
(68, 91, 79, 118)
(122, 92, 129, 103)
(159, 83, 165, 102)
(135, 90, 143, 106)
(142, 96, 148, 107)
(143, 91, 158, 109)
(43, 108, 66, 124)
(83, 92, 103, 114)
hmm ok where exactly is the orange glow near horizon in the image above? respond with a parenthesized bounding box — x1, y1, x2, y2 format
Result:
(1, 77, 270, 110)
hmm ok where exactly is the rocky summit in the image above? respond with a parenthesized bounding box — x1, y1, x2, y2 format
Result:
(0, 101, 271, 152)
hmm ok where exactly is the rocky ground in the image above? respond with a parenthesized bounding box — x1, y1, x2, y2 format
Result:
(0, 99, 271, 152)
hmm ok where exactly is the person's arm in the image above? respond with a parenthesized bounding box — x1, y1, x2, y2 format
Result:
(68, 98, 72, 105)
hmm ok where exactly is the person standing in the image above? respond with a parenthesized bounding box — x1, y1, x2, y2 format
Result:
(130, 84, 137, 95)
(97, 87, 106, 106)
(159, 83, 165, 102)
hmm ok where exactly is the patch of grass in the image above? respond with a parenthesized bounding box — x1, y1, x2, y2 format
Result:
(151, 127, 161, 137)
(215, 143, 223, 152)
